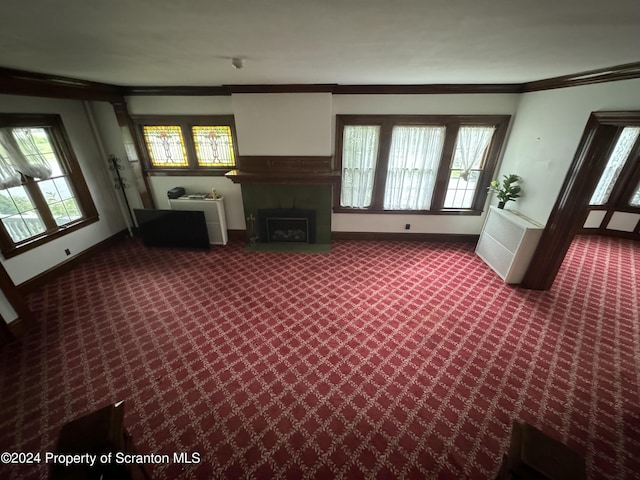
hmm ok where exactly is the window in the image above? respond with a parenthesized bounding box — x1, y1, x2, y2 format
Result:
(0, 114, 98, 258)
(589, 126, 640, 206)
(335, 115, 510, 214)
(134, 116, 238, 174)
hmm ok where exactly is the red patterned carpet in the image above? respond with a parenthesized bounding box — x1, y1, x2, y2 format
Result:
(1, 235, 639, 479)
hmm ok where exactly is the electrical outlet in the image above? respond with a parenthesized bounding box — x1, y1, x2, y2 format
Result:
(64, 249, 71, 256)
(405, 224, 411, 230)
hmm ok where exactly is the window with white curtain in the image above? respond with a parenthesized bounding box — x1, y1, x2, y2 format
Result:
(384, 126, 445, 210)
(340, 125, 380, 208)
(444, 126, 496, 209)
(335, 115, 510, 214)
(589, 126, 640, 205)
(0, 114, 98, 258)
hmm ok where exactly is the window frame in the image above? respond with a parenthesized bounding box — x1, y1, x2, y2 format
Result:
(0, 113, 98, 258)
(133, 115, 239, 176)
(334, 114, 510, 215)
(589, 125, 640, 213)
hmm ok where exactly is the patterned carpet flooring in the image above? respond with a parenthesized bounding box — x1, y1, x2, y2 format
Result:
(0, 235, 638, 479)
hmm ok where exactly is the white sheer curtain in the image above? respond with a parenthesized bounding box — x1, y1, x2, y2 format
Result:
(454, 126, 496, 181)
(0, 128, 52, 187)
(340, 125, 380, 208)
(383, 126, 445, 210)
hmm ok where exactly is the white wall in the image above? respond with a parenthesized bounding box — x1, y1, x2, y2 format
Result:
(0, 95, 127, 320)
(232, 93, 332, 155)
(497, 78, 640, 225)
(88, 101, 144, 219)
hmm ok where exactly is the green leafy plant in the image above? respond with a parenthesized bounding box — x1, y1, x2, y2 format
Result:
(488, 174, 521, 206)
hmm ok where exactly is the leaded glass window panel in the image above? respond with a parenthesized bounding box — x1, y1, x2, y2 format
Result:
(37, 177, 82, 226)
(142, 126, 189, 167)
(0, 185, 46, 242)
(192, 126, 235, 167)
(590, 127, 640, 205)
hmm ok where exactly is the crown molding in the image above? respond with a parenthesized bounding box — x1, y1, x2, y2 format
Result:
(332, 84, 523, 94)
(2, 61, 639, 100)
(0, 67, 124, 102)
(121, 83, 522, 96)
(123, 85, 231, 96)
(522, 61, 640, 92)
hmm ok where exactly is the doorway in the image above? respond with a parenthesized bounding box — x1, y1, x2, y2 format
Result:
(521, 111, 640, 290)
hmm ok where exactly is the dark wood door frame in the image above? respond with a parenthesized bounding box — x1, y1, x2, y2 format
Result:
(521, 111, 640, 290)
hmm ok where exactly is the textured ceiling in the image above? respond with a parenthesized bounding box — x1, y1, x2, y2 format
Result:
(0, 0, 639, 86)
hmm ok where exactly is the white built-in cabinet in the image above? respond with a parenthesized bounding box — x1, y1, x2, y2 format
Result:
(476, 206, 544, 284)
(168, 197, 228, 245)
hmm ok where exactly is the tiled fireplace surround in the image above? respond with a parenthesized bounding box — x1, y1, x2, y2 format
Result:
(226, 156, 339, 246)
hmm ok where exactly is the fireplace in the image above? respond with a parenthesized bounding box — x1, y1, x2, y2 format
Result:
(258, 209, 316, 244)
(226, 156, 338, 249)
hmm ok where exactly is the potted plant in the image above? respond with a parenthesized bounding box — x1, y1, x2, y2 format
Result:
(488, 174, 521, 209)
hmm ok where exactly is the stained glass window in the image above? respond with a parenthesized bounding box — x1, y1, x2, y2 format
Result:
(192, 126, 235, 167)
(142, 126, 189, 167)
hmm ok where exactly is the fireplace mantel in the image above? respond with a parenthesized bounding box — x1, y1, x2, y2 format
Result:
(225, 156, 340, 184)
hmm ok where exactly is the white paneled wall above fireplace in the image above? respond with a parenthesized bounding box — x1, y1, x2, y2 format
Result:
(231, 93, 332, 156)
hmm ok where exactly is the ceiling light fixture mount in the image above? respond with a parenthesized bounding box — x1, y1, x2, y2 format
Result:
(231, 57, 244, 69)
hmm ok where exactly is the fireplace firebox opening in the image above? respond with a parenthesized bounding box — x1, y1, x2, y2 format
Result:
(258, 209, 316, 244)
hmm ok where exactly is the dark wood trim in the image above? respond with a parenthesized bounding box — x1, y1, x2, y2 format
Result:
(225, 170, 341, 185)
(579, 229, 640, 241)
(111, 101, 155, 208)
(146, 169, 233, 177)
(332, 231, 479, 242)
(227, 84, 337, 94)
(236, 156, 333, 173)
(0, 314, 14, 344)
(333, 114, 510, 214)
(1, 216, 100, 260)
(131, 115, 240, 175)
(333, 84, 523, 94)
(123, 84, 523, 95)
(123, 86, 231, 96)
(432, 123, 460, 210)
(2, 61, 639, 103)
(17, 229, 129, 295)
(370, 119, 393, 210)
(521, 112, 633, 290)
(6, 316, 26, 338)
(227, 229, 247, 242)
(226, 156, 340, 184)
(523, 61, 640, 92)
(0, 260, 32, 327)
(0, 67, 123, 102)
